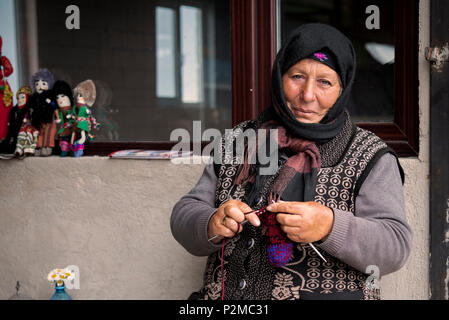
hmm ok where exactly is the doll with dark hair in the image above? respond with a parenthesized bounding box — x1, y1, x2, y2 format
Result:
(53, 80, 75, 157)
(71, 80, 99, 157)
(0, 35, 14, 142)
(0, 86, 33, 159)
(30, 69, 58, 157)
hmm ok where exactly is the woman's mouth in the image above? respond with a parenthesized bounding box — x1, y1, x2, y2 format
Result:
(291, 106, 316, 115)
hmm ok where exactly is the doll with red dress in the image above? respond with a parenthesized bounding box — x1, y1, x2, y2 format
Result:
(13, 87, 40, 159)
(0, 86, 33, 159)
(0, 35, 14, 142)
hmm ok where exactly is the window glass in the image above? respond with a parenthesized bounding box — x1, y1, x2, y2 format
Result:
(156, 7, 176, 99)
(180, 5, 204, 104)
(279, 0, 395, 122)
(28, 0, 231, 142)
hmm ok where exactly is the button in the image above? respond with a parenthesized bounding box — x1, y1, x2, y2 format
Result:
(247, 238, 255, 249)
(239, 279, 247, 290)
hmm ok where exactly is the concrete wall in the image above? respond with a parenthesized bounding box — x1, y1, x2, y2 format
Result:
(0, 157, 208, 299)
(0, 1, 430, 300)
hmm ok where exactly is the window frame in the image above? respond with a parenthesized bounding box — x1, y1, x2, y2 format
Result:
(84, 0, 418, 157)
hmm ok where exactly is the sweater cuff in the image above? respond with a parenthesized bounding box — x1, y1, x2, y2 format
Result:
(316, 208, 352, 256)
(197, 208, 223, 251)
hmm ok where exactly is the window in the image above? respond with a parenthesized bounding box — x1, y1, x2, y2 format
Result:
(156, 7, 176, 99)
(13, 0, 232, 153)
(156, 5, 206, 104)
(180, 5, 204, 104)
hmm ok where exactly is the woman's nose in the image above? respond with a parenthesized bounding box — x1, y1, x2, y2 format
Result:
(301, 80, 316, 102)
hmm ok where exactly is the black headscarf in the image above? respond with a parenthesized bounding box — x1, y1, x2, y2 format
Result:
(268, 23, 356, 143)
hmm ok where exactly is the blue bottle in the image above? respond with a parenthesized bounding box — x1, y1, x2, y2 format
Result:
(50, 282, 72, 300)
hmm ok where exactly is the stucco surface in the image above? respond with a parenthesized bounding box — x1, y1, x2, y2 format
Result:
(0, 157, 208, 299)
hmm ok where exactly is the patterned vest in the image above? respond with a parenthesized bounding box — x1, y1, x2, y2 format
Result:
(196, 117, 391, 300)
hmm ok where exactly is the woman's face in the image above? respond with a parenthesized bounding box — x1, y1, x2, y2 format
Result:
(282, 59, 341, 124)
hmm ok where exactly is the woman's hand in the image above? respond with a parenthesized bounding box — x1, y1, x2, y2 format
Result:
(208, 199, 261, 244)
(266, 201, 334, 243)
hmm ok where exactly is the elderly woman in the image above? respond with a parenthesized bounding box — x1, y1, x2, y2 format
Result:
(171, 23, 412, 300)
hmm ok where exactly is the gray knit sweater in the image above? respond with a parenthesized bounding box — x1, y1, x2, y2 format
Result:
(170, 153, 412, 277)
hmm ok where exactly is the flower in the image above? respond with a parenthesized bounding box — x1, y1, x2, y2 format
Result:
(47, 267, 75, 288)
(314, 52, 328, 62)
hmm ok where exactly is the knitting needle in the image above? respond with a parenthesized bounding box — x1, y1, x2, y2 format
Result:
(209, 229, 326, 262)
(209, 232, 326, 262)
(308, 243, 327, 262)
(207, 208, 266, 242)
(207, 220, 249, 242)
(208, 203, 327, 262)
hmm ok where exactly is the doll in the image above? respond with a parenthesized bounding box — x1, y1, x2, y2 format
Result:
(0, 86, 33, 159)
(0, 35, 14, 142)
(53, 80, 75, 157)
(14, 88, 40, 159)
(71, 80, 99, 157)
(30, 69, 58, 157)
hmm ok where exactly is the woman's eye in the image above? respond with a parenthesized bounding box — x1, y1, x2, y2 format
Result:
(292, 74, 304, 80)
(318, 79, 331, 86)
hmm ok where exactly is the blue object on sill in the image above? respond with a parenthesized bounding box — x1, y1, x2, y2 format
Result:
(50, 283, 72, 300)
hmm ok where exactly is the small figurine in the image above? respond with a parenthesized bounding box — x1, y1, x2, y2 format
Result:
(8, 281, 34, 300)
(71, 80, 99, 157)
(14, 87, 40, 159)
(0, 86, 33, 159)
(53, 80, 74, 157)
(30, 69, 57, 157)
(0, 35, 14, 142)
